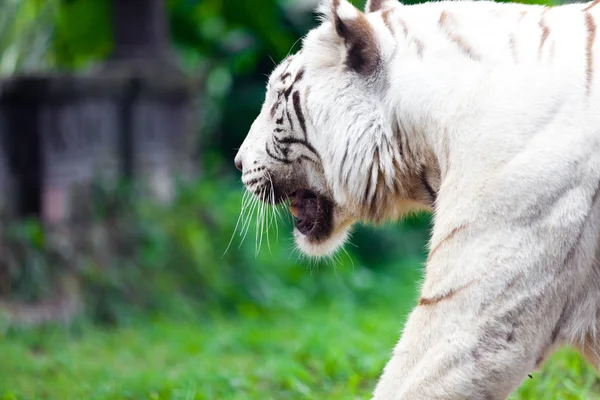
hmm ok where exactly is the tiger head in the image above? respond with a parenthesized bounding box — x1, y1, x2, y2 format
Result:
(235, 0, 434, 257)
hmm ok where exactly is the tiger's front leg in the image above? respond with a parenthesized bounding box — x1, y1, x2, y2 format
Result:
(372, 267, 572, 400)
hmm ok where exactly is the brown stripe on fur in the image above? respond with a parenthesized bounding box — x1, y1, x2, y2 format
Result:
(367, 0, 386, 13)
(439, 10, 448, 25)
(439, 11, 482, 61)
(414, 38, 425, 58)
(539, 9, 551, 60)
(584, 0, 600, 12)
(520, 10, 528, 21)
(395, 16, 424, 58)
(419, 281, 474, 306)
(427, 224, 468, 262)
(382, 9, 395, 34)
(397, 16, 409, 37)
(585, 11, 597, 96)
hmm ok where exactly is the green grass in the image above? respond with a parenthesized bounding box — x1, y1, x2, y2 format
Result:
(1, 298, 600, 400)
(0, 303, 406, 400)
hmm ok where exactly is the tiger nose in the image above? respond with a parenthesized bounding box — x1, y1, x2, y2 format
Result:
(234, 155, 243, 172)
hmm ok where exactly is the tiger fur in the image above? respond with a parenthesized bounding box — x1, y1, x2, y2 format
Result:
(234, 0, 600, 398)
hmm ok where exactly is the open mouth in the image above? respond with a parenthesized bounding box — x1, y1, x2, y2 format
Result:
(288, 189, 333, 242)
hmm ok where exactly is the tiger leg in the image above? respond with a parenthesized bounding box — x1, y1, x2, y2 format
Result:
(372, 271, 574, 400)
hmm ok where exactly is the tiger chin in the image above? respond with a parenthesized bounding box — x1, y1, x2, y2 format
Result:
(236, 0, 600, 398)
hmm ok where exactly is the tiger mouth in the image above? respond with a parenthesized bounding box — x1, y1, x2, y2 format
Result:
(288, 189, 333, 241)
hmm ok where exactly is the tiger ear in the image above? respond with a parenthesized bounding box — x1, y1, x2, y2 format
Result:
(365, 0, 396, 13)
(330, 0, 380, 76)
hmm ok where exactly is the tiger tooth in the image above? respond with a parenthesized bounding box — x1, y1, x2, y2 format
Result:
(289, 205, 300, 218)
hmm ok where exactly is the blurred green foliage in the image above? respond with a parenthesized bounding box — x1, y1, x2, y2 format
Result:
(1, 170, 429, 325)
(0, 0, 56, 75)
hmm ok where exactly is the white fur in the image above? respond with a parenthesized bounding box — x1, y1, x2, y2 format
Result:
(236, 0, 600, 398)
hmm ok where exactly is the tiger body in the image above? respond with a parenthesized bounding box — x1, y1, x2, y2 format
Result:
(235, 0, 600, 398)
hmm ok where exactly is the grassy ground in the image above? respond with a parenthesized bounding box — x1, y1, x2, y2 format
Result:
(2, 297, 600, 400)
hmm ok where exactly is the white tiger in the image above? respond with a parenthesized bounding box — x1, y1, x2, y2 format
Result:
(234, 0, 600, 397)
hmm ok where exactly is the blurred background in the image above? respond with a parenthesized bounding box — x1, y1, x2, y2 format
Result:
(0, 0, 597, 399)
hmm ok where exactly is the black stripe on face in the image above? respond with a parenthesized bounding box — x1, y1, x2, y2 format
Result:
(245, 178, 262, 187)
(286, 109, 295, 130)
(294, 68, 305, 83)
(282, 69, 304, 100)
(298, 155, 319, 166)
(274, 137, 321, 160)
(265, 143, 292, 164)
(273, 141, 291, 158)
(292, 91, 307, 139)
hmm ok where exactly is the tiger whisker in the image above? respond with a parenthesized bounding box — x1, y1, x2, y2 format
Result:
(328, 252, 340, 274)
(264, 171, 281, 242)
(240, 194, 258, 249)
(222, 189, 252, 257)
(255, 187, 264, 256)
(341, 245, 355, 270)
(238, 190, 253, 238)
(263, 185, 273, 255)
(257, 186, 269, 256)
